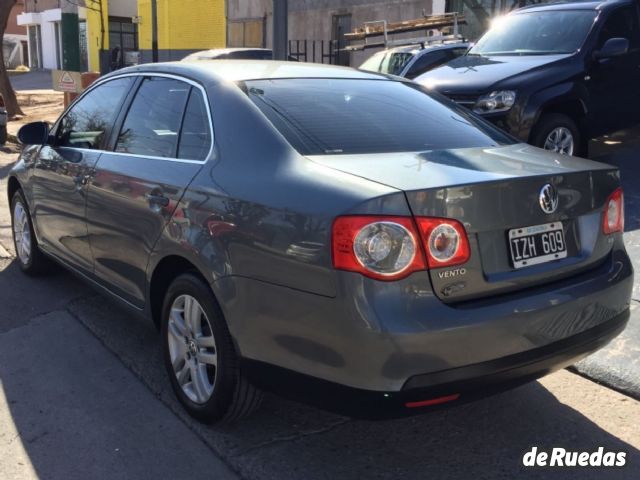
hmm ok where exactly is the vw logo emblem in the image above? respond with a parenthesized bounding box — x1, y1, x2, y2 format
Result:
(539, 184, 559, 214)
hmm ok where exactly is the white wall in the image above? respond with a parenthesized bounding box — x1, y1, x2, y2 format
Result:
(40, 9, 61, 69)
(17, 8, 61, 69)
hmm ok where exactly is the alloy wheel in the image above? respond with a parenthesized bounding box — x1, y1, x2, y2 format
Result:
(167, 294, 218, 404)
(13, 201, 32, 265)
(543, 127, 574, 156)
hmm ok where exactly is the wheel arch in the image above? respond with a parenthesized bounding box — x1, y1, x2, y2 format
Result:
(529, 97, 588, 143)
(7, 175, 21, 205)
(148, 255, 213, 330)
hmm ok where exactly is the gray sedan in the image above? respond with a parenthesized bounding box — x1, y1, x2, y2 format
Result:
(8, 61, 632, 424)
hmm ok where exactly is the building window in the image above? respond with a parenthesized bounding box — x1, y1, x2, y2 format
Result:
(54, 22, 62, 69)
(79, 20, 88, 72)
(27, 24, 42, 69)
(228, 18, 265, 48)
(109, 17, 138, 53)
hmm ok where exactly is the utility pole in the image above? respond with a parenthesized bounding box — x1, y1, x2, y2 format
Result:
(272, 0, 288, 60)
(151, 0, 159, 62)
(61, 0, 81, 71)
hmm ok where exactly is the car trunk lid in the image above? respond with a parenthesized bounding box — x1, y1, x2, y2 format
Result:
(309, 144, 620, 301)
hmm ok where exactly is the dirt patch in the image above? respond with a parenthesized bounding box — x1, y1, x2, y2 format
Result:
(7, 93, 64, 139)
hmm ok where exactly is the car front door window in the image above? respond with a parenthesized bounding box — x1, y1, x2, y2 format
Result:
(56, 77, 133, 150)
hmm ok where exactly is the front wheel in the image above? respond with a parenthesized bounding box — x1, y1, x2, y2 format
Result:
(530, 113, 584, 157)
(161, 273, 262, 424)
(11, 189, 51, 275)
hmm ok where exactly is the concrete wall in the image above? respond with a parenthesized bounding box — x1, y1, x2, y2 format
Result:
(227, 0, 446, 66)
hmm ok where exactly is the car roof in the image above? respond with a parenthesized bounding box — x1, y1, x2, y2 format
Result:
(380, 42, 470, 55)
(113, 60, 390, 84)
(512, 0, 632, 14)
(189, 48, 272, 56)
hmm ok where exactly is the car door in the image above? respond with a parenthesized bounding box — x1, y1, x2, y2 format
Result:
(588, 5, 640, 135)
(30, 77, 133, 273)
(86, 75, 212, 307)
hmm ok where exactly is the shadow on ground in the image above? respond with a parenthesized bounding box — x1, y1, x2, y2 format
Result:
(33, 284, 640, 479)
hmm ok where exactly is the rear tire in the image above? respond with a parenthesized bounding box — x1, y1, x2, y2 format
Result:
(10, 189, 52, 275)
(531, 113, 584, 157)
(161, 273, 262, 424)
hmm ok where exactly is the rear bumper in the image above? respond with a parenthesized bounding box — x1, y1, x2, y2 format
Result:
(226, 244, 632, 394)
(242, 309, 628, 419)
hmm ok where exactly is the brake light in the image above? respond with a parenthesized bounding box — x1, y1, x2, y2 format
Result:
(603, 187, 624, 234)
(405, 393, 460, 408)
(332, 216, 426, 281)
(415, 217, 470, 268)
(332, 215, 471, 280)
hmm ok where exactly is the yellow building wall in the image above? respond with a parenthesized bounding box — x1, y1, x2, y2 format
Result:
(138, 0, 226, 53)
(85, 0, 110, 72)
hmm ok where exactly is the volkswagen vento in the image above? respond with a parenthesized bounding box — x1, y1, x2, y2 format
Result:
(8, 61, 632, 423)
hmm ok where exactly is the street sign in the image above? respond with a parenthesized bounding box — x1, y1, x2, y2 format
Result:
(52, 70, 83, 93)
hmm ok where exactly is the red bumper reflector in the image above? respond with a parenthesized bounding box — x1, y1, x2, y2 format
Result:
(405, 393, 460, 408)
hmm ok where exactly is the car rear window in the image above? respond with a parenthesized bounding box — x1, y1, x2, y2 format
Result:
(242, 78, 514, 155)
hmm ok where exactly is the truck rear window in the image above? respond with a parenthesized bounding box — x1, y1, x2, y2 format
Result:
(242, 78, 514, 155)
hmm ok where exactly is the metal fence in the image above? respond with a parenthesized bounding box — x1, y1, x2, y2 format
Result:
(288, 39, 341, 65)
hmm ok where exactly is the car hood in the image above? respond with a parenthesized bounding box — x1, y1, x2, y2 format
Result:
(307, 144, 613, 192)
(416, 54, 571, 94)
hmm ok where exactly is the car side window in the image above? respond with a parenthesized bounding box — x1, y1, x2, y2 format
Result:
(406, 50, 449, 78)
(178, 89, 212, 161)
(115, 77, 191, 158)
(56, 77, 132, 150)
(451, 47, 468, 58)
(599, 7, 640, 49)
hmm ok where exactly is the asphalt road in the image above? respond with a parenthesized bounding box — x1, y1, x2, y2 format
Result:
(573, 131, 640, 399)
(0, 137, 639, 479)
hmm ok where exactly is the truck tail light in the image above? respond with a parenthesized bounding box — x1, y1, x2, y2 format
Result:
(332, 215, 471, 280)
(603, 187, 624, 234)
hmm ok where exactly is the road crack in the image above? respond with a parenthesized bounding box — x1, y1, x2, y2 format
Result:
(229, 418, 351, 458)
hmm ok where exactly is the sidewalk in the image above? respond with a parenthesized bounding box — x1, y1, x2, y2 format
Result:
(0, 306, 237, 480)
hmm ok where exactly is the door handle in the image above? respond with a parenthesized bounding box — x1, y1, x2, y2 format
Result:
(73, 174, 91, 190)
(145, 193, 170, 208)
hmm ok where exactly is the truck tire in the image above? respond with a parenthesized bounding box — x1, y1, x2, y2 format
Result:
(531, 113, 585, 157)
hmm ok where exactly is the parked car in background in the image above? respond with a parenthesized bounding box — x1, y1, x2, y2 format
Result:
(417, 0, 640, 156)
(359, 42, 469, 78)
(183, 48, 297, 62)
(9, 61, 632, 424)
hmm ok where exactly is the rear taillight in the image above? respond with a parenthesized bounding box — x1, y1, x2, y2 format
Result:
(332, 215, 471, 280)
(415, 217, 470, 268)
(603, 187, 624, 234)
(332, 216, 426, 281)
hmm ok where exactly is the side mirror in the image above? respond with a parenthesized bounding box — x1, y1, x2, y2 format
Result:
(17, 121, 50, 145)
(594, 37, 629, 61)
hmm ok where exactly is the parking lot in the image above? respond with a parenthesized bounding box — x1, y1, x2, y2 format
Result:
(0, 128, 639, 479)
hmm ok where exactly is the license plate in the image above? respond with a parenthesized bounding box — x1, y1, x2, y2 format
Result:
(508, 222, 567, 269)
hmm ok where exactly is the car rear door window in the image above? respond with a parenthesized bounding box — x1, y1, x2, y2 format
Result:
(56, 77, 133, 149)
(116, 77, 190, 158)
(178, 89, 212, 160)
(406, 50, 449, 78)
